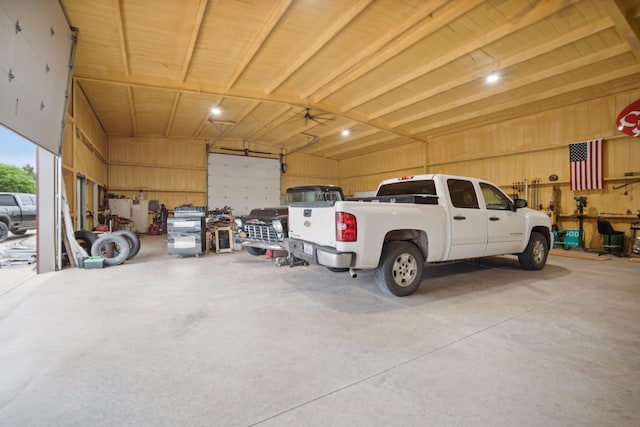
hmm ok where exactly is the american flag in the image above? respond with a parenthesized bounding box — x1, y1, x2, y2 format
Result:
(569, 138, 603, 191)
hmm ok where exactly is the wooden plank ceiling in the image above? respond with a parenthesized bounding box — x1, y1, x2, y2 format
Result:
(60, 0, 640, 160)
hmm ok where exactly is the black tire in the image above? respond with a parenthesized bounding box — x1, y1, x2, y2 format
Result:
(246, 246, 266, 256)
(375, 241, 424, 297)
(327, 267, 349, 272)
(12, 229, 27, 235)
(518, 231, 548, 270)
(113, 230, 141, 259)
(91, 234, 130, 266)
(0, 222, 8, 243)
(74, 230, 98, 253)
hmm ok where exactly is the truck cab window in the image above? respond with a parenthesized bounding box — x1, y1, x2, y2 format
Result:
(377, 180, 436, 196)
(447, 179, 479, 209)
(480, 183, 511, 210)
(0, 194, 18, 206)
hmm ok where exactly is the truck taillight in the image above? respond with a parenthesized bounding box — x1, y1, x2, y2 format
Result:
(336, 211, 357, 242)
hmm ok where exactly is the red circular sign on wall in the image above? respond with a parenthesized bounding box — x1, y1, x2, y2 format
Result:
(617, 99, 640, 137)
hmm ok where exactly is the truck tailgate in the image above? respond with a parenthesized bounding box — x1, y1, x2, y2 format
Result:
(288, 203, 337, 247)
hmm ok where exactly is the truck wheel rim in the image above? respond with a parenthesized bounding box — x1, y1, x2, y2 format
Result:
(533, 240, 545, 264)
(392, 253, 417, 287)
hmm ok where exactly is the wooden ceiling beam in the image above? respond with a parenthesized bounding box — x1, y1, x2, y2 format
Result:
(302, 126, 380, 155)
(247, 105, 296, 141)
(226, 0, 292, 91)
(300, 0, 449, 100)
(164, 92, 181, 137)
(278, 124, 353, 153)
(310, 134, 396, 158)
(327, 135, 407, 160)
(127, 86, 136, 136)
(392, 43, 631, 128)
(114, 0, 130, 77)
(310, 0, 482, 103)
(180, 0, 209, 83)
(193, 96, 223, 138)
(342, 0, 580, 112)
(368, 17, 614, 121)
(411, 63, 640, 135)
(234, 100, 262, 127)
(597, 0, 640, 52)
(264, 0, 373, 95)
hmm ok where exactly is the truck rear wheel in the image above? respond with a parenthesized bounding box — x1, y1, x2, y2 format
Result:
(518, 231, 548, 270)
(375, 241, 424, 297)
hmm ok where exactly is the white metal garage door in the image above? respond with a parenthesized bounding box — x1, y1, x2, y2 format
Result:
(207, 154, 281, 216)
(0, 0, 75, 273)
(0, 0, 75, 155)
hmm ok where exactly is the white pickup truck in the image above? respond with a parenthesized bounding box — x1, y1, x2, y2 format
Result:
(286, 174, 553, 296)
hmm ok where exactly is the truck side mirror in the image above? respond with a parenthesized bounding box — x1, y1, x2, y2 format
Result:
(512, 198, 528, 211)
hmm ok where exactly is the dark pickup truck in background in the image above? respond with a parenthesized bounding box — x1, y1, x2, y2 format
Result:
(234, 185, 344, 256)
(0, 192, 37, 242)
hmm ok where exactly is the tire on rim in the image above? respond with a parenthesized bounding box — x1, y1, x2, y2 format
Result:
(90, 234, 130, 266)
(0, 222, 9, 242)
(375, 241, 424, 297)
(518, 231, 548, 270)
(246, 246, 266, 256)
(113, 230, 141, 259)
(74, 230, 98, 253)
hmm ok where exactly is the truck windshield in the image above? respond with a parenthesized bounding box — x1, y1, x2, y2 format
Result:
(376, 180, 436, 196)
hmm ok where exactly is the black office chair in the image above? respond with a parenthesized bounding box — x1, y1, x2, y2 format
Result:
(597, 219, 625, 256)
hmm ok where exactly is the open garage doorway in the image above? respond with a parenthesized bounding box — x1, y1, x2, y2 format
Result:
(0, 124, 37, 282)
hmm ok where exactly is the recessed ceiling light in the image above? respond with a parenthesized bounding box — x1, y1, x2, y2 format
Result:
(211, 107, 221, 115)
(486, 72, 500, 84)
(341, 129, 350, 137)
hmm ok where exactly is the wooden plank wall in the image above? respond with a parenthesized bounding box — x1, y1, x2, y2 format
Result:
(107, 137, 208, 210)
(281, 152, 338, 198)
(338, 89, 640, 251)
(62, 81, 109, 230)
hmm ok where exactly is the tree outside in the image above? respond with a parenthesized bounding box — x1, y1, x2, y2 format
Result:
(0, 163, 36, 193)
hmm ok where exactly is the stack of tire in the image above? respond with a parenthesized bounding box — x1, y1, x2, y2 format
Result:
(74, 230, 141, 266)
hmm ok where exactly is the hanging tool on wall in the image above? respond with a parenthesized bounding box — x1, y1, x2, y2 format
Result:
(530, 178, 541, 210)
(511, 181, 523, 199)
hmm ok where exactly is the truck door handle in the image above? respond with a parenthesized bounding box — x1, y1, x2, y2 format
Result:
(453, 215, 466, 220)
(489, 217, 500, 221)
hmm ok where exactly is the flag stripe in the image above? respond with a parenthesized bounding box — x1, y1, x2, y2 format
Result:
(569, 138, 603, 191)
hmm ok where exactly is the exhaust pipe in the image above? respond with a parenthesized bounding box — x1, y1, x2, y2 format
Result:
(349, 268, 358, 279)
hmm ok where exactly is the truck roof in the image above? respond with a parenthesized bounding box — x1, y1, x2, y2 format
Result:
(378, 174, 494, 186)
(286, 185, 342, 192)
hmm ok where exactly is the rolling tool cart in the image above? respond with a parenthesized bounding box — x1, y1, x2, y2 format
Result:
(167, 205, 206, 257)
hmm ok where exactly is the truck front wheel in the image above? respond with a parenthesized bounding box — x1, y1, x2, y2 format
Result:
(246, 246, 266, 256)
(518, 231, 548, 270)
(375, 241, 424, 297)
(0, 222, 9, 242)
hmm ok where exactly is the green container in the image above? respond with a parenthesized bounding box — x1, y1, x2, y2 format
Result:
(84, 256, 105, 269)
(603, 233, 624, 253)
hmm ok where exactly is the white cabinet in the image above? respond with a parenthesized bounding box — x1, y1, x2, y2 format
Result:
(108, 199, 149, 233)
(132, 200, 149, 233)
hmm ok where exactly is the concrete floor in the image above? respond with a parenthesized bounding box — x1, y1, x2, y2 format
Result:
(0, 235, 639, 426)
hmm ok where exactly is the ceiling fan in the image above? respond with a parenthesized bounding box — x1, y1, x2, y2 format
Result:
(299, 107, 336, 126)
